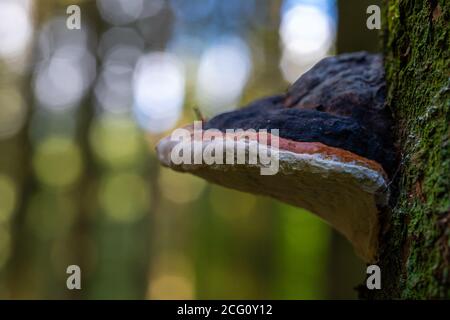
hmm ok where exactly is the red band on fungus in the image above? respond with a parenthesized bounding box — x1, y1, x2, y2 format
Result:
(188, 128, 387, 177)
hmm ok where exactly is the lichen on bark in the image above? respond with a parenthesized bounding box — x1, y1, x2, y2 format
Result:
(366, 0, 449, 299)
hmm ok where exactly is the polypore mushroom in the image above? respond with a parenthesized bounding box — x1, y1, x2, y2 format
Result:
(156, 52, 396, 263)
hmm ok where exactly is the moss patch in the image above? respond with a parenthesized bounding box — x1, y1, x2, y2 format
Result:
(369, 0, 449, 299)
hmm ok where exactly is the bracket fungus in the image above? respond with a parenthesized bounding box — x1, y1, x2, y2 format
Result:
(156, 52, 396, 263)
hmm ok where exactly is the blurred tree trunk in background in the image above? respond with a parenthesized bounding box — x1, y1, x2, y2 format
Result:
(6, 0, 58, 299)
(363, 0, 449, 299)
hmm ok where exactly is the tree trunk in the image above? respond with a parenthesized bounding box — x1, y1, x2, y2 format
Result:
(364, 0, 449, 299)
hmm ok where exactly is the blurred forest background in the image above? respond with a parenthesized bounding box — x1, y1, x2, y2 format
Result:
(0, 0, 381, 299)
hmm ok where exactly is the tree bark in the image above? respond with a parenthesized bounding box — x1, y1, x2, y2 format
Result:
(364, 0, 449, 299)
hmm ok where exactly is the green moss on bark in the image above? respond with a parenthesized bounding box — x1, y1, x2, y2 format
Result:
(369, 0, 449, 299)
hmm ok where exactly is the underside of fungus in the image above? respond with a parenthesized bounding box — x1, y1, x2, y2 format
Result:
(156, 52, 395, 263)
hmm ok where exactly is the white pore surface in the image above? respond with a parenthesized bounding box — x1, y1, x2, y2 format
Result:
(157, 135, 389, 262)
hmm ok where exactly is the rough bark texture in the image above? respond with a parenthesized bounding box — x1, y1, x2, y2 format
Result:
(364, 0, 449, 299)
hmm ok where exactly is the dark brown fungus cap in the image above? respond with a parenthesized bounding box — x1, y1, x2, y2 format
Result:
(205, 52, 395, 175)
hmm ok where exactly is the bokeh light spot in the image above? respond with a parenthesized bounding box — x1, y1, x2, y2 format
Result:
(133, 52, 185, 133)
(99, 172, 150, 223)
(33, 136, 83, 189)
(33, 17, 96, 111)
(148, 274, 194, 300)
(159, 168, 206, 204)
(196, 36, 252, 116)
(0, 86, 27, 139)
(0, 1, 32, 60)
(279, 3, 335, 82)
(148, 252, 194, 299)
(90, 114, 144, 169)
(34, 55, 93, 111)
(97, 0, 144, 26)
